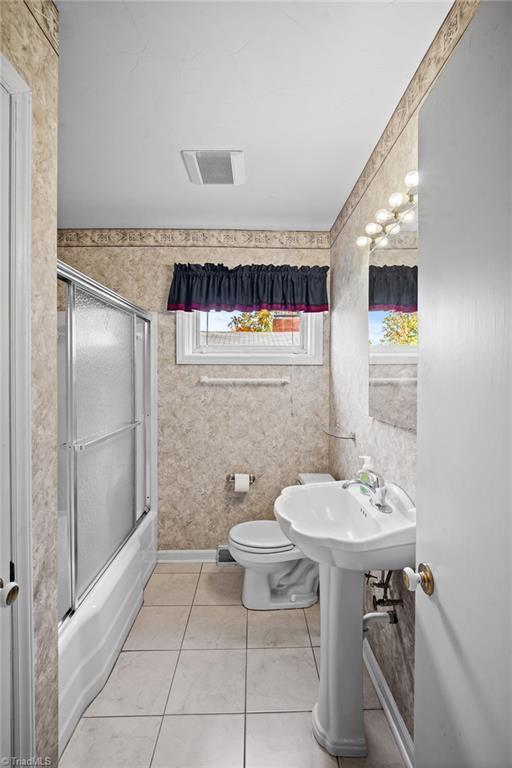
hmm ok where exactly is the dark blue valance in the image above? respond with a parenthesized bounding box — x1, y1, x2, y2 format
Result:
(167, 263, 329, 313)
(369, 265, 417, 313)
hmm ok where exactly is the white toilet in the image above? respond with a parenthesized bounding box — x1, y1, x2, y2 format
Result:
(228, 473, 334, 610)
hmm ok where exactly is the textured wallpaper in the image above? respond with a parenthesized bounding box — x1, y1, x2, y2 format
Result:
(329, 116, 418, 734)
(1, 1, 59, 763)
(58, 236, 331, 550)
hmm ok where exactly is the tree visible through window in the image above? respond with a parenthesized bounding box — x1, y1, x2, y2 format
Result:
(228, 310, 275, 332)
(200, 310, 302, 346)
(369, 310, 418, 346)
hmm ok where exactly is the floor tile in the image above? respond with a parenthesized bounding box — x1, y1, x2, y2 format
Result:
(183, 606, 247, 649)
(247, 647, 318, 712)
(155, 562, 202, 573)
(194, 571, 243, 605)
(59, 716, 160, 768)
(84, 651, 178, 716)
(339, 710, 404, 767)
(144, 573, 199, 605)
(124, 606, 190, 650)
(246, 712, 337, 768)
(247, 609, 310, 648)
(313, 646, 320, 677)
(201, 562, 243, 573)
(312, 648, 381, 710)
(151, 714, 245, 768)
(166, 649, 246, 714)
(305, 602, 320, 645)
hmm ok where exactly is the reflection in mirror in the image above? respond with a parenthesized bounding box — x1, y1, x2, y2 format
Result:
(368, 233, 418, 431)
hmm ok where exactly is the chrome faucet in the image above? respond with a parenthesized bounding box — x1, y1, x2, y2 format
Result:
(341, 457, 389, 511)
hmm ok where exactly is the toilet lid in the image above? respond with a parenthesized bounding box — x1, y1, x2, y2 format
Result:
(229, 520, 294, 551)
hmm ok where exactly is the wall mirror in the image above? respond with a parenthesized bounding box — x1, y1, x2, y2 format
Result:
(358, 171, 419, 432)
(368, 234, 417, 431)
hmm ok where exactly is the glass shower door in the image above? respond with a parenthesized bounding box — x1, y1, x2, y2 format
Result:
(58, 267, 151, 621)
(74, 287, 136, 599)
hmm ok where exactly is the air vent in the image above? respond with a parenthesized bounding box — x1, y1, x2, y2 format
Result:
(181, 150, 245, 185)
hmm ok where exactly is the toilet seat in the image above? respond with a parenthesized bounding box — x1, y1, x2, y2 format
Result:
(227, 474, 330, 610)
(228, 519, 318, 609)
(229, 520, 295, 554)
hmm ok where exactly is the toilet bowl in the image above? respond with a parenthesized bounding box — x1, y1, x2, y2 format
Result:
(228, 473, 334, 610)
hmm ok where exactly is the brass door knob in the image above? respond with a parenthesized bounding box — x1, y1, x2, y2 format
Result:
(403, 563, 434, 596)
(0, 577, 20, 607)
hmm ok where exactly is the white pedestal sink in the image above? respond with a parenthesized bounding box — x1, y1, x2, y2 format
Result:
(274, 480, 416, 757)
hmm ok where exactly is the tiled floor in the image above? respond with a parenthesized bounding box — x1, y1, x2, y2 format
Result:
(60, 563, 405, 768)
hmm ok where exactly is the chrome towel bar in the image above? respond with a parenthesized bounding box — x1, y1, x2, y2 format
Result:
(199, 376, 290, 386)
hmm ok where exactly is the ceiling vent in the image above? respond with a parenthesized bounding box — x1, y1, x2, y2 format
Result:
(181, 150, 245, 185)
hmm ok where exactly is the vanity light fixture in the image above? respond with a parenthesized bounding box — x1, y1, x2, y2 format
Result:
(365, 222, 382, 237)
(375, 208, 393, 224)
(357, 169, 418, 252)
(404, 169, 419, 189)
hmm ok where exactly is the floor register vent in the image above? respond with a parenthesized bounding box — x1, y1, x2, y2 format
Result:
(216, 544, 237, 566)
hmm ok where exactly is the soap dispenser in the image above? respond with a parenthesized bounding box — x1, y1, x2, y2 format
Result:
(359, 455, 372, 471)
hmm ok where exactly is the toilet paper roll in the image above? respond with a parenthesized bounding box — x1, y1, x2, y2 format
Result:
(234, 473, 250, 493)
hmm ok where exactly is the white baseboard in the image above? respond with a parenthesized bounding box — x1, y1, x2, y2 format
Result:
(363, 638, 414, 768)
(157, 548, 217, 563)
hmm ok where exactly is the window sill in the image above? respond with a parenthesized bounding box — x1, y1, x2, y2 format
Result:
(369, 346, 418, 365)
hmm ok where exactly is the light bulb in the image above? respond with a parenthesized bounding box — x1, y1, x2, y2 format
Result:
(402, 209, 416, 224)
(404, 170, 419, 189)
(365, 222, 382, 236)
(356, 236, 370, 248)
(375, 208, 392, 224)
(389, 192, 405, 210)
(386, 222, 401, 235)
(375, 236, 389, 248)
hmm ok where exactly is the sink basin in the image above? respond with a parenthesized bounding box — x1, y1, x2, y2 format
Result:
(274, 480, 416, 571)
(274, 479, 416, 757)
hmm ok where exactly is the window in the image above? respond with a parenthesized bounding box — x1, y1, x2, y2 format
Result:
(177, 309, 323, 365)
(369, 309, 418, 364)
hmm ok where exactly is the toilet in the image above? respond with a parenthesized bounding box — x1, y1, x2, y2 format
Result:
(228, 473, 335, 610)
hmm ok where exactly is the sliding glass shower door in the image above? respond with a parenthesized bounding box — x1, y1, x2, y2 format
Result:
(58, 264, 152, 622)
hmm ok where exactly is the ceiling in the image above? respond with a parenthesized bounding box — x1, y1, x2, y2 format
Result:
(57, 1, 450, 231)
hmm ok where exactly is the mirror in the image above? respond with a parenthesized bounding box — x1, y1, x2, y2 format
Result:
(368, 230, 418, 431)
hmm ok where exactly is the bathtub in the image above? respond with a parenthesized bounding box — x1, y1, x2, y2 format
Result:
(58, 508, 157, 754)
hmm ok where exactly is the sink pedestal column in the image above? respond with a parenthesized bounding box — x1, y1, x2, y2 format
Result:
(312, 564, 366, 757)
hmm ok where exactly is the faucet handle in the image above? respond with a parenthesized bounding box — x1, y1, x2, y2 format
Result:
(358, 467, 384, 488)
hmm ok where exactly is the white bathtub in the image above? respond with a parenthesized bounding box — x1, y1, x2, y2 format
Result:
(58, 509, 157, 754)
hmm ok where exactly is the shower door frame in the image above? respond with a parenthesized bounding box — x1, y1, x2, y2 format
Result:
(57, 261, 153, 621)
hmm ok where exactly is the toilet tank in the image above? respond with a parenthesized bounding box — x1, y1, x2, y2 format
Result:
(298, 473, 335, 485)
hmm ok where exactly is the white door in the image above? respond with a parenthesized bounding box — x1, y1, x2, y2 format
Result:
(1, 79, 14, 761)
(415, 3, 512, 766)
(0, 56, 33, 760)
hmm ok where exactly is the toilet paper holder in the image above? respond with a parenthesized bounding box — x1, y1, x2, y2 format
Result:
(226, 474, 256, 485)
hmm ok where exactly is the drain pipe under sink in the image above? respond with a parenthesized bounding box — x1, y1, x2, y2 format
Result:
(363, 610, 398, 636)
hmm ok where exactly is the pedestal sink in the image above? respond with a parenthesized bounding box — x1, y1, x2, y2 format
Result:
(274, 480, 416, 757)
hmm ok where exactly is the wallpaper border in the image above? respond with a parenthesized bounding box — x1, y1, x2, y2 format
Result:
(57, 228, 331, 250)
(330, 0, 480, 245)
(23, 0, 58, 54)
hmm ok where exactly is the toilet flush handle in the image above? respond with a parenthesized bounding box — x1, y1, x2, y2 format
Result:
(402, 564, 435, 596)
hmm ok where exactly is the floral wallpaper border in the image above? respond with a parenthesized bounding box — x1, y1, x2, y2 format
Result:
(330, 0, 480, 245)
(57, 228, 331, 250)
